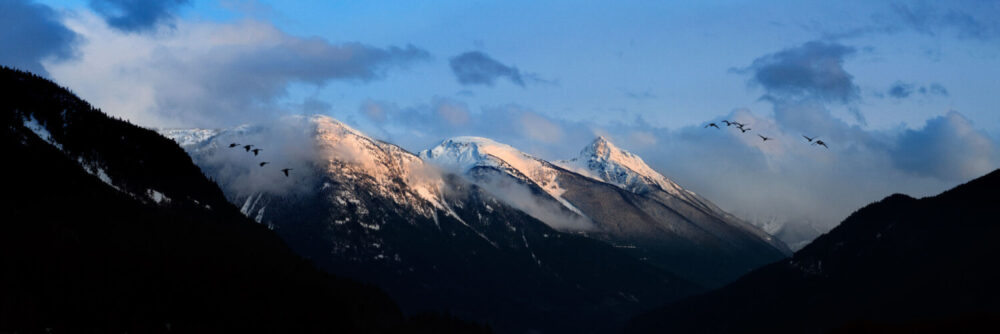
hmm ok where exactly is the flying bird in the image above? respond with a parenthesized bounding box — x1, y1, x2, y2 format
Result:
(228, 143, 240, 148)
(705, 123, 720, 129)
(740, 127, 751, 133)
(251, 148, 262, 156)
(259, 162, 269, 167)
(733, 121, 746, 128)
(721, 120, 734, 127)
(814, 140, 829, 148)
(281, 168, 293, 177)
(243, 144, 253, 152)
(758, 134, 772, 142)
(803, 135, 817, 142)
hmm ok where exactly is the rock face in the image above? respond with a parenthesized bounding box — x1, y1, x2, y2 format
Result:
(626, 169, 1000, 334)
(169, 117, 701, 334)
(422, 136, 790, 287)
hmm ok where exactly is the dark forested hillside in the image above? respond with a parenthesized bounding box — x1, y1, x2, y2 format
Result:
(0, 67, 487, 333)
(626, 169, 1000, 333)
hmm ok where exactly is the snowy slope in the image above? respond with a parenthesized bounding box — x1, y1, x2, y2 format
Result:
(556, 136, 723, 213)
(419, 136, 588, 218)
(421, 135, 791, 286)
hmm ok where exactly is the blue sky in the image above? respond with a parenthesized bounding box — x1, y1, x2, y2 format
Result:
(7, 0, 1000, 234)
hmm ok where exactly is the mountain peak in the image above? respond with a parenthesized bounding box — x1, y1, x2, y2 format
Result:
(562, 136, 692, 198)
(586, 136, 616, 158)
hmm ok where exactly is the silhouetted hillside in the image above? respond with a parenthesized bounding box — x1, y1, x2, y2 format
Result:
(626, 168, 1000, 333)
(0, 67, 486, 333)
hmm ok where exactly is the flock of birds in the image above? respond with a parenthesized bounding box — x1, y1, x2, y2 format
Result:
(227, 142, 294, 176)
(705, 120, 828, 148)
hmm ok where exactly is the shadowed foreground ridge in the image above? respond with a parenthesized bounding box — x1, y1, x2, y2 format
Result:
(626, 168, 1000, 333)
(0, 67, 487, 333)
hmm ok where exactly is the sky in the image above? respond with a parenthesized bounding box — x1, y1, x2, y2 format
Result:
(5, 0, 1000, 238)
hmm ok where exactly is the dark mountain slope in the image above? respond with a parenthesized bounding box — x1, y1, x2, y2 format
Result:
(626, 169, 1000, 333)
(0, 67, 485, 333)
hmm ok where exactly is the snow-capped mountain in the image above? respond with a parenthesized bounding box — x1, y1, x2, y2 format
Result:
(422, 135, 790, 287)
(165, 115, 701, 334)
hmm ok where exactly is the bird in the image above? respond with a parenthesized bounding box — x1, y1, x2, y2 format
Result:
(814, 140, 829, 148)
(259, 162, 269, 167)
(243, 144, 253, 152)
(758, 134, 772, 142)
(803, 135, 817, 142)
(721, 120, 734, 126)
(705, 123, 720, 129)
(281, 168, 293, 177)
(733, 121, 746, 128)
(740, 127, 751, 133)
(228, 143, 240, 148)
(251, 148, 262, 156)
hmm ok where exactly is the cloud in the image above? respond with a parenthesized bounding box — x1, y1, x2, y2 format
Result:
(887, 81, 914, 98)
(623, 89, 657, 100)
(345, 94, 997, 248)
(449, 51, 527, 87)
(890, 111, 999, 181)
(89, 0, 190, 33)
(46, 14, 430, 127)
(816, 2, 999, 42)
(739, 41, 859, 104)
(355, 99, 594, 159)
(0, 0, 78, 77)
(890, 2, 998, 40)
(926, 83, 949, 96)
(886, 81, 949, 99)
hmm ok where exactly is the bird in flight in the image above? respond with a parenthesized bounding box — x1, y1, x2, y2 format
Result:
(243, 144, 253, 152)
(259, 162, 269, 167)
(758, 134, 772, 142)
(740, 127, 751, 133)
(705, 123, 720, 129)
(228, 143, 240, 148)
(281, 168, 293, 177)
(733, 121, 746, 129)
(251, 148, 262, 156)
(721, 120, 734, 127)
(814, 140, 829, 148)
(803, 135, 817, 142)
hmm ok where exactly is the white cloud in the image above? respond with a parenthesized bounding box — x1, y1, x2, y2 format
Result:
(44, 11, 428, 128)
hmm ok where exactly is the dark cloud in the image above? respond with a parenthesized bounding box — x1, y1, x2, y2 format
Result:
(886, 81, 949, 99)
(740, 41, 859, 104)
(887, 81, 914, 98)
(89, 0, 190, 33)
(890, 111, 998, 181)
(0, 0, 78, 77)
(449, 51, 526, 87)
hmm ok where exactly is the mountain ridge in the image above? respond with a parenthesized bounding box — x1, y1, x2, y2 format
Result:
(626, 168, 1000, 333)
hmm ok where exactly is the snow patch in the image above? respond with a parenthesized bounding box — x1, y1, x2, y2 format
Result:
(22, 114, 63, 150)
(146, 189, 171, 204)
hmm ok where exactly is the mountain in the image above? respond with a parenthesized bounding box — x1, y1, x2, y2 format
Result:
(167, 117, 701, 334)
(421, 136, 790, 287)
(0, 67, 488, 333)
(626, 169, 1000, 333)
